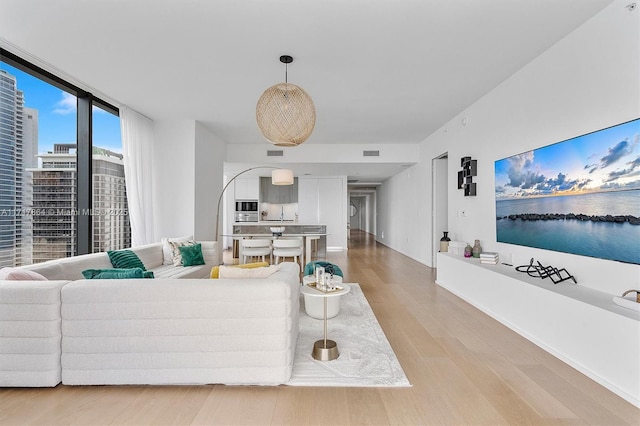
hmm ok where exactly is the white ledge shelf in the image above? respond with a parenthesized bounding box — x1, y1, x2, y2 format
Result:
(439, 253, 640, 321)
(436, 252, 640, 408)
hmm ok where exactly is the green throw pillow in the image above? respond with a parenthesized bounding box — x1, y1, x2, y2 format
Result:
(82, 268, 151, 279)
(107, 249, 146, 270)
(178, 243, 205, 266)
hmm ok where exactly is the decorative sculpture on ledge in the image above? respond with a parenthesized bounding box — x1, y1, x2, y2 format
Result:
(515, 258, 577, 284)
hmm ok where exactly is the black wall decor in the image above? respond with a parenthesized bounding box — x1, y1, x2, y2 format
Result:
(458, 157, 477, 196)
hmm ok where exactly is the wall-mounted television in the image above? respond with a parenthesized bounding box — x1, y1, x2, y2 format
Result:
(495, 118, 640, 265)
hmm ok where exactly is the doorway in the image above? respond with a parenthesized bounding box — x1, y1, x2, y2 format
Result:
(432, 153, 448, 267)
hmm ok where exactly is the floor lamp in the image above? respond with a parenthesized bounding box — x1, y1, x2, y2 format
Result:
(215, 166, 294, 263)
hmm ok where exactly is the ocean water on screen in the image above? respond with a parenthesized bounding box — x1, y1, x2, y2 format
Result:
(496, 190, 640, 264)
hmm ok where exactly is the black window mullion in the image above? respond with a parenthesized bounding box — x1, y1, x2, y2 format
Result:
(76, 94, 92, 255)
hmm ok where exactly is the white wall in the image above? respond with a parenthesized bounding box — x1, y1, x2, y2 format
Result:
(377, 0, 640, 295)
(377, 162, 431, 263)
(365, 192, 375, 234)
(152, 120, 225, 241)
(194, 122, 225, 240)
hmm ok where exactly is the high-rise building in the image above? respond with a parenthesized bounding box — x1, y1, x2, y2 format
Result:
(0, 69, 37, 267)
(91, 147, 131, 253)
(29, 143, 131, 263)
(20, 107, 38, 265)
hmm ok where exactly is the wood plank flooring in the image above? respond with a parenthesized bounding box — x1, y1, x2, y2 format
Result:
(1, 230, 638, 425)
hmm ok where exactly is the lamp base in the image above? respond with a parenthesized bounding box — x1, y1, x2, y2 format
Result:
(312, 339, 339, 361)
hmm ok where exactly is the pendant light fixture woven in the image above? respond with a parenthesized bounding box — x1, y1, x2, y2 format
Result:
(256, 55, 316, 147)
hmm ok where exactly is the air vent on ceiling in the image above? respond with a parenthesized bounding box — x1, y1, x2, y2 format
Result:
(363, 150, 380, 157)
(267, 150, 284, 157)
(347, 179, 359, 184)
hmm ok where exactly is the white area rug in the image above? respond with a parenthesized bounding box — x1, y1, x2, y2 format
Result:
(287, 283, 411, 387)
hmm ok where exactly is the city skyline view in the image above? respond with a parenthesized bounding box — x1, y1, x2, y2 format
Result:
(0, 61, 129, 267)
(0, 62, 122, 154)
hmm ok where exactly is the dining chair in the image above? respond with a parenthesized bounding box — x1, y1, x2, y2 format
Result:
(240, 238, 272, 264)
(272, 237, 303, 272)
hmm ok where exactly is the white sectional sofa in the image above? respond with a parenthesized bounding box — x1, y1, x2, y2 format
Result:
(0, 241, 301, 387)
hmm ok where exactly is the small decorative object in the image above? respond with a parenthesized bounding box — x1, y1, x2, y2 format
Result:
(323, 272, 335, 291)
(472, 239, 482, 258)
(622, 289, 640, 303)
(464, 244, 472, 258)
(270, 226, 285, 236)
(515, 258, 577, 284)
(315, 265, 325, 288)
(458, 156, 477, 196)
(439, 231, 451, 252)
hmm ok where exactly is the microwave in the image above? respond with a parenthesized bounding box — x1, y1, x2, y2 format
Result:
(235, 200, 258, 212)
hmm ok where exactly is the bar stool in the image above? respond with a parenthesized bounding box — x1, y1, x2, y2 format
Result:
(272, 237, 304, 272)
(240, 238, 272, 264)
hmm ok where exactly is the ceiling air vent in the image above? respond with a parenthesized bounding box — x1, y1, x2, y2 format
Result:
(363, 150, 380, 157)
(267, 150, 284, 157)
(348, 179, 359, 184)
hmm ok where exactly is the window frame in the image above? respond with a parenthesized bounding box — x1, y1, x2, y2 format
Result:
(1, 47, 120, 256)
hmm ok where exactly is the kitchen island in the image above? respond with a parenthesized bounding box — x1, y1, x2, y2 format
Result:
(232, 223, 327, 265)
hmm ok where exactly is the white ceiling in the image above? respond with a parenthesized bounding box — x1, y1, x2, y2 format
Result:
(0, 0, 613, 183)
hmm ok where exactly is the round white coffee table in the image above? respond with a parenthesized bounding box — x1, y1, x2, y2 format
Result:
(301, 276, 345, 319)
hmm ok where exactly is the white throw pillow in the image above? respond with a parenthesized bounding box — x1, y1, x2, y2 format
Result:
(218, 264, 281, 279)
(0, 267, 48, 281)
(169, 240, 197, 266)
(161, 235, 193, 265)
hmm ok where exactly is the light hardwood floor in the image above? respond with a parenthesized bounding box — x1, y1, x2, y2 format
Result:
(1, 230, 638, 425)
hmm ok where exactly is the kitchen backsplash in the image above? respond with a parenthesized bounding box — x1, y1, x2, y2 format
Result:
(260, 203, 298, 222)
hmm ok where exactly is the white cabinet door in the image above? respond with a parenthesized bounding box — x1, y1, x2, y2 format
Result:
(298, 178, 319, 223)
(245, 177, 259, 199)
(318, 178, 346, 250)
(235, 177, 259, 199)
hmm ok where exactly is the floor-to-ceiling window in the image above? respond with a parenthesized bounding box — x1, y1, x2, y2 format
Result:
(0, 49, 129, 266)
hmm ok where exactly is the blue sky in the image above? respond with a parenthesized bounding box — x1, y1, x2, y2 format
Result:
(495, 118, 640, 199)
(0, 62, 121, 154)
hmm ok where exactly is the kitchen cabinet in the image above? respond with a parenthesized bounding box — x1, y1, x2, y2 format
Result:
(298, 177, 347, 250)
(297, 178, 319, 223)
(234, 177, 259, 200)
(260, 177, 298, 203)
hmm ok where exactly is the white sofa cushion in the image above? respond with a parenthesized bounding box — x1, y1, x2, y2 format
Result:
(57, 252, 113, 280)
(131, 243, 164, 270)
(0, 280, 68, 387)
(149, 264, 212, 279)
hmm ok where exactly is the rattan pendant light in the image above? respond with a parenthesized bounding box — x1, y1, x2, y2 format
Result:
(256, 55, 316, 147)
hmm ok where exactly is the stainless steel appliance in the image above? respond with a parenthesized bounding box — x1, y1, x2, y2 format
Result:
(235, 200, 258, 213)
(234, 199, 258, 222)
(234, 212, 259, 222)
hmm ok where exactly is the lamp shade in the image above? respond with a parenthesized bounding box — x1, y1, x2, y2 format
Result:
(256, 83, 316, 147)
(271, 169, 294, 185)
